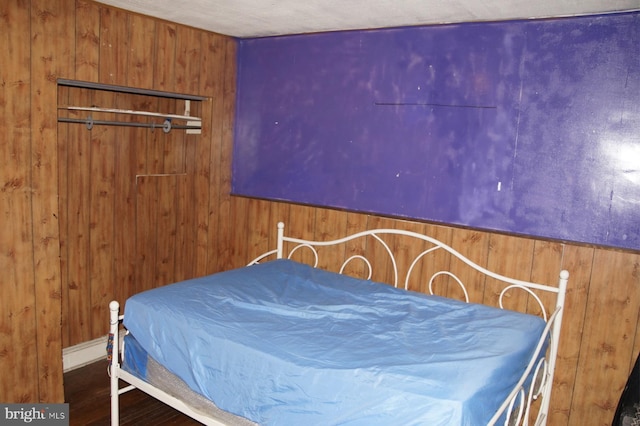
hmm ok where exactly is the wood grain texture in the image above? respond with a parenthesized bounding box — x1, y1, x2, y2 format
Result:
(31, 0, 73, 402)
(62, 88, 93, 347)
(570, 249, 640, 425)
(215, 37, 238, 272)
(55, 2, 231, 348)
(550, 244, 594, 424)
(0, 0, 39, 403)
(58, 85, 71, 349)
(75, 1, 100, 80)
(448, 228, 491, 302)
(341, 213, 370, 279)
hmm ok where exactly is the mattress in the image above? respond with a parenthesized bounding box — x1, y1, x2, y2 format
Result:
(123, 259, 546, 425)
(123, 338, 257, 425)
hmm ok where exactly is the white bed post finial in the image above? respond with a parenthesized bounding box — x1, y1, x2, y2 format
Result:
(277, 222, 285, 259)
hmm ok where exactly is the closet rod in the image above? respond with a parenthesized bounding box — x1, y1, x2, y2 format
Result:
(58, 117, 201, 133)
(58, 106, 201, 121)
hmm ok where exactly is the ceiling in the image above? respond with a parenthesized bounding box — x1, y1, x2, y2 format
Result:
(96, 0, 639, 38)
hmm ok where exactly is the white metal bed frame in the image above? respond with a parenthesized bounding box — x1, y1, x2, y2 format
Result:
(109, 221, 569, 426)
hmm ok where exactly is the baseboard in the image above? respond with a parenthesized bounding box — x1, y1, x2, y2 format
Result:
(63, 334, 120, 372)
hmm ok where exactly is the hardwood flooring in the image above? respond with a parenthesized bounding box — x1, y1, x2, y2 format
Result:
(64, 361, 201, 425)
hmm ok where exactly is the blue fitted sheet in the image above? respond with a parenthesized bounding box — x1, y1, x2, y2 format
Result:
(123, 259, 545, 425)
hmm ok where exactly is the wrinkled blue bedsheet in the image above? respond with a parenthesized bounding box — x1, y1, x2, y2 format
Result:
(123, 259, 545, 425)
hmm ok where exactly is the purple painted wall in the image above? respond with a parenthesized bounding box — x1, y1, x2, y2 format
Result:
(233, 12, 640, 251)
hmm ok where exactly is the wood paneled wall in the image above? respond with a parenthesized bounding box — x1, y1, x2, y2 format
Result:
(55, 0, 237, 354)
(2, 1, 639, 425)
(1, 0, 235, 403)
(1, 0, 73, 403)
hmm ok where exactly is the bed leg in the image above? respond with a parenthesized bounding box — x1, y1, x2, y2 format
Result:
(110, 362, 119, 426)
(109, 301, 120, 426)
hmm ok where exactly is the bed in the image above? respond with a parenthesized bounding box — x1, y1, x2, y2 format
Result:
(108, 221, 569, 425)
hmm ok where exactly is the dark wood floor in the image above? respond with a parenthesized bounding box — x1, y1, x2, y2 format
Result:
(64, 361, 202, 425)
